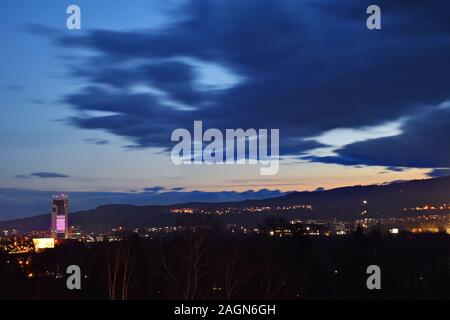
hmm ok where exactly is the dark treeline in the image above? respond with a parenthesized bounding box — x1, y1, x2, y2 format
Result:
(1, 226, 449, 300)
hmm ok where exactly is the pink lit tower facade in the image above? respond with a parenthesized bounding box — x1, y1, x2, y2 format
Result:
(51, 194, 69, 239)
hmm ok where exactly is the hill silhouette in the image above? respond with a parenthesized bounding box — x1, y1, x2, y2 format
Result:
(1, 176, 450, 232)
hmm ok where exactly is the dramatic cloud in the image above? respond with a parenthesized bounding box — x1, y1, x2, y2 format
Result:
(427, 168, 450, 178)
(311, 106, 450, 168)
(32, 0, 450, 168)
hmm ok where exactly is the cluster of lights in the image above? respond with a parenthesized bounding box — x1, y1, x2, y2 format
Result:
(356, 214, 450, 234)
(0, 239, 34, 254)
(243, 204, 313, 213)
(169, 204, 313, 215)
(169, 208, 195, 214)
(403, 204, 450, 211)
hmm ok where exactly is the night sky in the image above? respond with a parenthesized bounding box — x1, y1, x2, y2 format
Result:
(1, 0, 450, 219)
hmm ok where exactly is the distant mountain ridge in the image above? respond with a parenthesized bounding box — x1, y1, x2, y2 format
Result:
(1, 176, 450, 232)
(0, 188, 286, 220)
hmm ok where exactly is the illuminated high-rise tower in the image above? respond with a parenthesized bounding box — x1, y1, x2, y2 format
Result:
(51, 194, 69, 239)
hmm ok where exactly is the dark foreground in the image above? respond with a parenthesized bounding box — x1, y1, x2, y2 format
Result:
(1, 229, 449, 300)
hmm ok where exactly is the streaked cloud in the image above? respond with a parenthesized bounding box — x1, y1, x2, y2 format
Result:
(15, 172, 70, 179)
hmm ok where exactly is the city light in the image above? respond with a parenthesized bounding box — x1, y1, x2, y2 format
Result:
(32, 238, 55, 252)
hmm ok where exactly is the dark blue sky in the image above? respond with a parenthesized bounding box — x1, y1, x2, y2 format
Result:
(1, 0, 450, 218)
